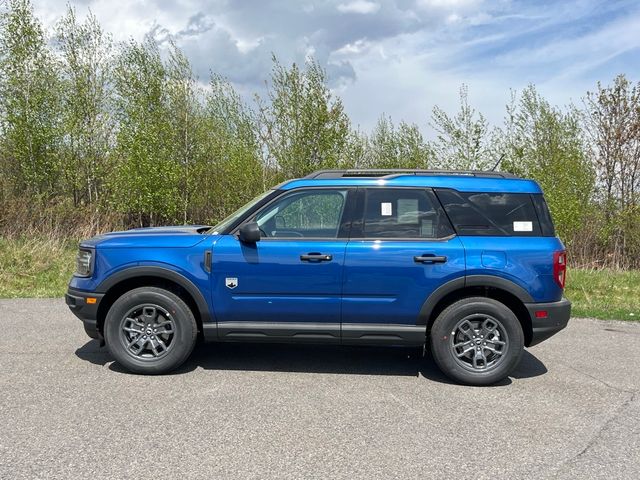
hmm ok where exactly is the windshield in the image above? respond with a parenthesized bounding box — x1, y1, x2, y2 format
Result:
(209, 190, 274, 234)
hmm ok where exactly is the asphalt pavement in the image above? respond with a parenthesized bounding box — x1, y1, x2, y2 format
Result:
(0, 298, 638, 479)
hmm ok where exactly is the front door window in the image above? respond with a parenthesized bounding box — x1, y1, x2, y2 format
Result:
(255, 189, 348, 239)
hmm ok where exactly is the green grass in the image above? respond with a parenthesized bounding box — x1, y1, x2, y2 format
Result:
(0, 237, 76, 298)
(566, 268, 640, 321)
(0, 238, 638, 321)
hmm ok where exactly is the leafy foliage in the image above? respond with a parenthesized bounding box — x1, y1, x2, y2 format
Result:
(583, 75, 640, 268)
(0, 0, 62, 200)
(56, 5, 113, 207)
(430, 85, 497, 170)
(256, 57, 352, 180)
(364, 116, 432, 169)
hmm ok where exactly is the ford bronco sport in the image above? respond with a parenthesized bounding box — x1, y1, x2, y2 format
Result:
(66, 169, 571, 385)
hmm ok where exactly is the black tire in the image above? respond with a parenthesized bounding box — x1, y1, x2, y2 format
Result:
(104, 287, 197, 374)
(430, 297, 524, 386)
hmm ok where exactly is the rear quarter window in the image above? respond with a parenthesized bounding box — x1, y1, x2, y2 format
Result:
(435, 189, 552, 237)
(532, 194, 556, 236)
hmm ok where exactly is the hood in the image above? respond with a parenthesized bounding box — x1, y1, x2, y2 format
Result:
(80, 225, 213, 249)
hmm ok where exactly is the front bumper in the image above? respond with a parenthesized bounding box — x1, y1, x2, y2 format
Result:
(525, 297, 571, 346)
(65, 287, 105, 340)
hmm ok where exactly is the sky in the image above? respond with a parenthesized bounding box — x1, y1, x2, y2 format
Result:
(32, 0, 640, 133)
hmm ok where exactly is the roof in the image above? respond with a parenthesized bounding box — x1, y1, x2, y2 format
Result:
(279, 169, 542, 194)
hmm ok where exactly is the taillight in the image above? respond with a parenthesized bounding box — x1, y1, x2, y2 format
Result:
(553, 251, 566, 289)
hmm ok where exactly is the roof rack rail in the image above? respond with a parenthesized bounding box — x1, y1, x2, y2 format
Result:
(304, 169, 519, 180)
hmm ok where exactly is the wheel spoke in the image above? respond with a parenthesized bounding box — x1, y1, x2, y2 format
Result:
(455, 345, 475, 357)
(481, 318, 498, 337)
(472, 348, 487, 369)
(149, 339, 163, 357)
(154, 321, 174, 335)
(484, 345, 504, 356)
(458, 320, 476, 341)
(123, 325, 144, 335)
(128, 336, 147, 354)
(142, 306, 157, 323)
(154, 335, 168, 351)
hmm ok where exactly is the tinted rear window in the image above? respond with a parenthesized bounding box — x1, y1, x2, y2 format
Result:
(435, 189, 552, 237)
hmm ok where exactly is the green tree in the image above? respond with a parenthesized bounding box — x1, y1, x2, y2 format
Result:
(0, 0, 62, 200)
(164, 41, 204, 223)
(430, 85, 497, 170)
(56, 5, 114, 206)
(198, 74, 263, 222)
(341, 129, 368, 169)
(256, 56, 351, 180)
(365, 115, 432, 168)
(111, 37, 179, 226)
(583, 75, 640, 267)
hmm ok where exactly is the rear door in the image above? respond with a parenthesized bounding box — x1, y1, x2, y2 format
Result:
(342, 187, 466, 344)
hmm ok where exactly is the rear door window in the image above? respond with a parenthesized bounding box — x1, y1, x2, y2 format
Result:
(435, 189, 549, 237)
(361, 188, 454, 239)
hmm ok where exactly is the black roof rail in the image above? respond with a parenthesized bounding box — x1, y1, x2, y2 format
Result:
(304, 169, 519, 179)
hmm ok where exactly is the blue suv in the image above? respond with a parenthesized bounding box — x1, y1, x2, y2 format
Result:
(66, 169, 571, 385)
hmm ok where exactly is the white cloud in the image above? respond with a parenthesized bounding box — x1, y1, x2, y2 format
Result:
(417, 0, 482, 9)
(29, 0, 640, 133)
(337, 1, 380, 15)
(334, 39, 372, 55)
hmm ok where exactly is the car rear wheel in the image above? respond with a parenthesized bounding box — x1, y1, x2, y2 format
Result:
(430, 297, 524, 385)
(104, 287, 197, 374)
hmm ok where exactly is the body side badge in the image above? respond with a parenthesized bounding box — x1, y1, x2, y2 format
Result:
(225, 277, 238, 289)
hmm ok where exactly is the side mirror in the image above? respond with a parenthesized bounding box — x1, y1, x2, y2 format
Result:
(238, 222, 261, 243)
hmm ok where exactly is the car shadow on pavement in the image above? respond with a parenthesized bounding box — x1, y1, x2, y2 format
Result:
(75, 340, 547, 386)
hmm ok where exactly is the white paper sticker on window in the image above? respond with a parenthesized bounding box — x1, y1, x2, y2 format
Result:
(420, 219, 434, 237)
(381, 202, 393, 216)
(513, 221, 533, 232)
(397, 198, 419, 224)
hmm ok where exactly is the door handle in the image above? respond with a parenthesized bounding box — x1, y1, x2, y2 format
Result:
(414, 255, 447, 264)
(300, 253, 333, 262)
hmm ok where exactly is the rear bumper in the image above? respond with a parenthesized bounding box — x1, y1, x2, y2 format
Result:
(525, 297, 571, 347)
(65, 287, 104, 340)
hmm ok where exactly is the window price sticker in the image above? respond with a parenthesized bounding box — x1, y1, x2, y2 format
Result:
(513, 221, 533, 232)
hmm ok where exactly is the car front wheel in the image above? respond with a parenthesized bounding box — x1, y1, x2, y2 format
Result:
(430, 297, 524, 385)
(104, 287, 197, 374)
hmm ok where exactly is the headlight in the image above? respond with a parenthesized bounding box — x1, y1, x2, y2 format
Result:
(75, 249, 93, 277)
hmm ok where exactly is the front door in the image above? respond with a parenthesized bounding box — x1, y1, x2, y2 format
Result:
(211, 188, 353, 342)
(342, 187, 466, 344)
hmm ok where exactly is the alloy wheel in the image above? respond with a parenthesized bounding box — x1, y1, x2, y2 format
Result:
(449, 313, 509, 371)
(119, 304, 176, 359)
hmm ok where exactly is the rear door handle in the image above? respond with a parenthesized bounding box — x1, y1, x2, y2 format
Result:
(300, 253, 333, 262)
(414, 255, 447, 264)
